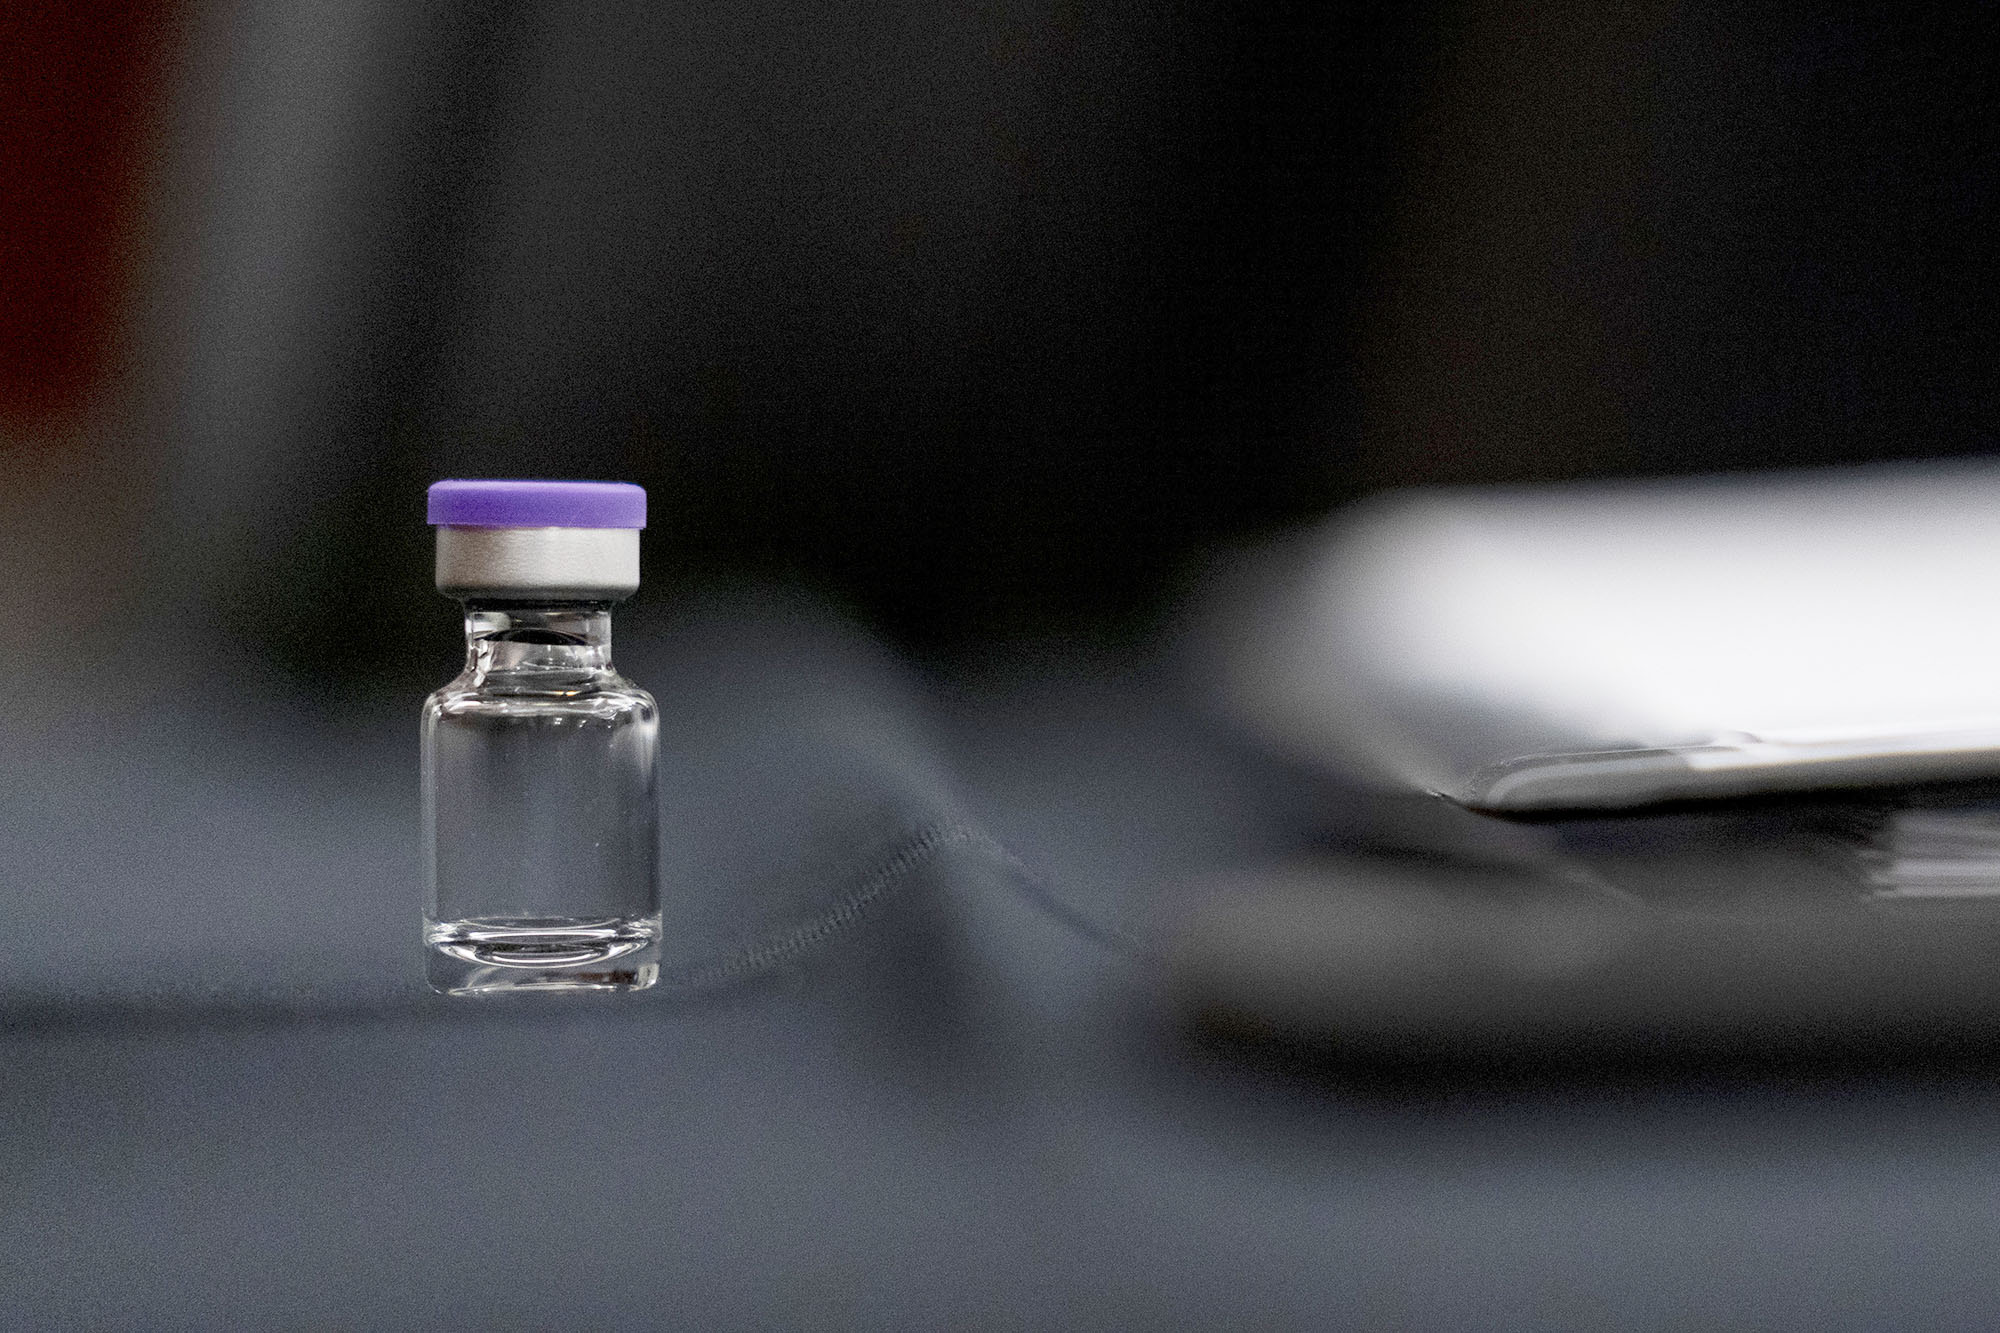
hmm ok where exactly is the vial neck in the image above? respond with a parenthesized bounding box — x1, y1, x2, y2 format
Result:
(462, 603, 615, 682)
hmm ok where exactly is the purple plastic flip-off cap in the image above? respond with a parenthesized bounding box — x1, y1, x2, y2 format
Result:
(428, 479, 647, 599)
(426, 479, 646, 529)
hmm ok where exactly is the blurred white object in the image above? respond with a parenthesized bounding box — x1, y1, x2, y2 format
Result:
(1230, 460, 2000, 811)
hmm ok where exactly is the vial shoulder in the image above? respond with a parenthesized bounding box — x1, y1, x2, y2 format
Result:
(423, 675, 657, 725)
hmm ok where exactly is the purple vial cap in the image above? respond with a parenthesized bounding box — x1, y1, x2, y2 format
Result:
(426, 479, 646, 529)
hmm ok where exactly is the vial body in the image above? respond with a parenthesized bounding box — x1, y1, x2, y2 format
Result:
(422, 605, 660, 993)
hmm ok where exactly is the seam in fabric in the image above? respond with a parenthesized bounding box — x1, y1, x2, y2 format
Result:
(658, 823, 984, 993)
(965, 834, 1150, 960)
(658, 820, 1145, 994)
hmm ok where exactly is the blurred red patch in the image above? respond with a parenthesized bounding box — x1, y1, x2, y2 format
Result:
(0, 0, 178, 432)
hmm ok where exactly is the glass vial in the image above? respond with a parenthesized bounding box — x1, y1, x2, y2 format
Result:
(421, 480, 659, 994)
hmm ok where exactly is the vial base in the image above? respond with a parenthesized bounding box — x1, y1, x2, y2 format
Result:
(424, 915, 662, 995)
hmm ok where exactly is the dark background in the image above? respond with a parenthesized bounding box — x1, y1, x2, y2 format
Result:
(4, 6, 1999, 1325)
(3, 1, 1992, 690)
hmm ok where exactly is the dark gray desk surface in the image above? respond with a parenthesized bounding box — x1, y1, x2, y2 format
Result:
(5, 588, 1998, 1329)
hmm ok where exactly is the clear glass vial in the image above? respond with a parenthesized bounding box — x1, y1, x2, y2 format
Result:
(421, 479, 659, 994)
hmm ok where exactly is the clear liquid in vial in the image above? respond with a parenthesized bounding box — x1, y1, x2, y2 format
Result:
(422, 684, 659, 993)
